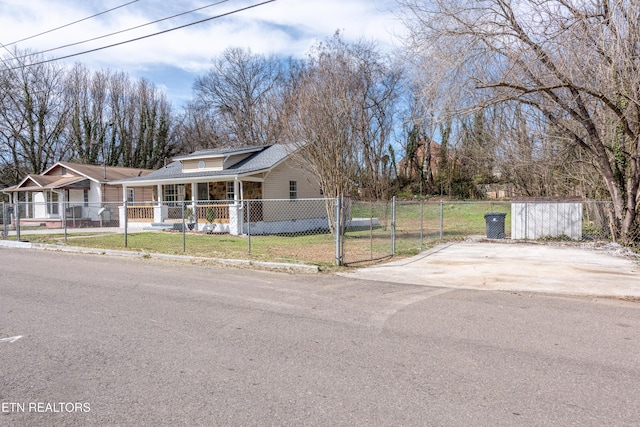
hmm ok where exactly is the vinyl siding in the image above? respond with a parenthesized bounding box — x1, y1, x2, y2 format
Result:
(102, 184, 153, 203)
(262, 160, 322, 199)
(261, 160, 324, 222)
(182, 158, 223, 172)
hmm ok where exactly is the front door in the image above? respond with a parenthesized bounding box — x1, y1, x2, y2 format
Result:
(198, 183, 209, 201)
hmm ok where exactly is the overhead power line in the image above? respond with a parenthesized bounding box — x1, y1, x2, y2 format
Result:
(4, 0, 276, 71)
(7, 0, 232, 62)
(4, 0, 142, 47)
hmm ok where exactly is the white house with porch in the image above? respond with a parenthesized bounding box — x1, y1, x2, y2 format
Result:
(113, 144, 326, 235)
(2, 162, 153, 227)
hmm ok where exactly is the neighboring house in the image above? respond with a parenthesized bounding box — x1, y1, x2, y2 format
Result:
(398, 141, 443, 181)
(114, 143, 325, 234)
(1, 162, 153, 227)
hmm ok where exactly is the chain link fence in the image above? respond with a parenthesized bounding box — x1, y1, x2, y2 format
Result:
(0, 199, 626, 266)
(341, 199, 512, 265)
(1, 201, 121, 242)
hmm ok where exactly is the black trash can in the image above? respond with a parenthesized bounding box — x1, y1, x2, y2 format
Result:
(484, 212, 506, 239)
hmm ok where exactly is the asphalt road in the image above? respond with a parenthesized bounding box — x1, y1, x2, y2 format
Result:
(1, 248, 639, 426)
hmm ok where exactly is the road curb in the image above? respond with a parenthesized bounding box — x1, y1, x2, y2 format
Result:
(0, 240, 319, 273)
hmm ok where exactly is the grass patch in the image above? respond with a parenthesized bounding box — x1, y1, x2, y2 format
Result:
(34, 231, 338, 266)
(8, 201, 515, 267)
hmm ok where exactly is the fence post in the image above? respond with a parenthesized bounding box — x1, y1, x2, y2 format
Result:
(439, 200, 443, 239)
(247, 200, 251, 254)
(63, 201, 68, 243)
(369, 199, 373, 260)
(420, 198, 424, 248)
(2, 202, 6, 240)
(124, 200, 128, 248)
(391, 196, 396, 255)
(182, 201, 186, 253)
(15, 203, 20, 241)
(335, 196, 341, 266)
(525, 202, 529, 241)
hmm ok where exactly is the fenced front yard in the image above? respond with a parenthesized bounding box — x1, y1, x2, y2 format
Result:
(1, 199, 619, 267)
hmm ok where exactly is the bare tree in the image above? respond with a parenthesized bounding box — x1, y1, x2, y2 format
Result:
(173, 101, 222, 154)
(398, 0, 640, 241)
(352, 42, 403, 199)
(108, 73, 174, 169)
(193, 47, 285, 146)
(284, 33, 401, 233)
(131, 78, 174, 170)
(0, 49, 70, 176)
(65, 64, 111, 164)
(287, 33, 400, 198)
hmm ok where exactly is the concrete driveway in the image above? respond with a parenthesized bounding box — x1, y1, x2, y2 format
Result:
(340, 240, 640, 298)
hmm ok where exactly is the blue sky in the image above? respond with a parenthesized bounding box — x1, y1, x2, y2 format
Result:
(0, 0, 402, 106)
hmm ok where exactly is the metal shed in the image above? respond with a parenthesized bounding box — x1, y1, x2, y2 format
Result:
(511, 200, 582, 240)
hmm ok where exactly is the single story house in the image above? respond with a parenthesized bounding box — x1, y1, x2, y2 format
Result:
(113, 143, 326, 234)
(2, 162, 153, 227)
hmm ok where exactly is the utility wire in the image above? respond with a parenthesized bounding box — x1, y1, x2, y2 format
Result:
(6, 0, 232, 62)
(4, 0, 276, 71)
(4, 0, 142, 47)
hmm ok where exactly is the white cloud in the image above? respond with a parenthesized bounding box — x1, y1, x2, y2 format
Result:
(0, 0, 402, 102)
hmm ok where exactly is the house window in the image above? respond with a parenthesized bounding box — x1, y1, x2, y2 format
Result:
(289, 181, 297, 200)
(83, 189, 89, 207)
(226, 182, 234, 200)
(164, 184, 185, 202)
(46, 191, 59, 215)
(165, 184, 176, 202)
(126, 188, 135, 203)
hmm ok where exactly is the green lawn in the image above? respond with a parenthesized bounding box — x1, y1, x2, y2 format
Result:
(7, 201, 514, 267)
(31, 231, 338, 267)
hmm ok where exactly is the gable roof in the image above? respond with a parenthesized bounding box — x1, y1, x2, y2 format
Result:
(115, 144, 297, 185)
(51, 162, 152, 182)
(2, 162, 154, 193)
(2, 175, 85, 192)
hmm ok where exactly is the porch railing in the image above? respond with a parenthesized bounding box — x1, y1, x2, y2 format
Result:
(195, 204, 230, 224)
(127, 205, 154, 222)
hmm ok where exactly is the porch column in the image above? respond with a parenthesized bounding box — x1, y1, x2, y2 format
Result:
(52, 190, 64, 220)
(229, 178, 243, 236)
(119, 185, 127, 228)
(233, 179, 241, 205)
(191, 181, 198, 229)
(157, 184, 163, 204)
(10, 192, 16, 226)
(154, 184, 167, 223)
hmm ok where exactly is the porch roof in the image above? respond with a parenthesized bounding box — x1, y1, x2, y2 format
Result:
(115, 143, 296, 186)
(2, 161, 154, 194)
(3, 175, 88, 192)
(53, 162, 153, 183)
